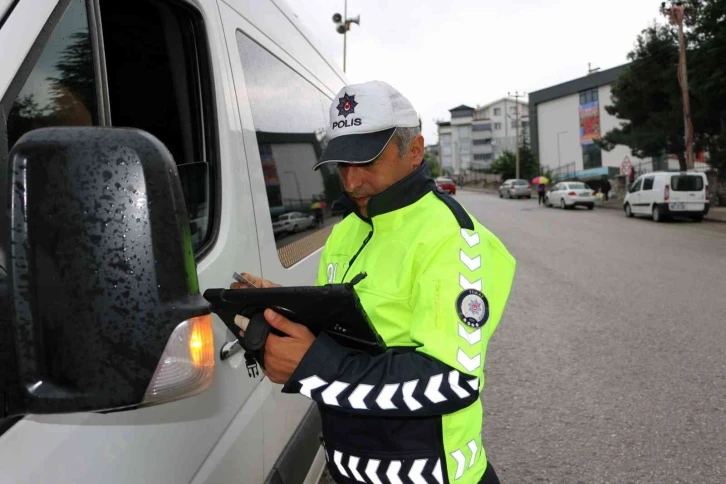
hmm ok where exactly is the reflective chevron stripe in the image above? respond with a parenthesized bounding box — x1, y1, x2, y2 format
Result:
(451, 450, 466, 480)
(334, 450, 349, 477)
(459, 249, 481, 271)
(458, 325, 481, 345)
(457, 229, 483, 376)
(296, 373, 476, 411)
(348, 455, 365, 482)
(327, 451, 444, 484)
(458, 273, 482, 291)
(300, 370, 481, 412)
(460, 228, 480, 247)
(450, 439, 482, 481)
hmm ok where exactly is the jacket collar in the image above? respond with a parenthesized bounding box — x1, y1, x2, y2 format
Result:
(338, 160, 436, 221)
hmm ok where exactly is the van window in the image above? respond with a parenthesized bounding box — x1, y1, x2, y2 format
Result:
(643, 178, 654, 191)
(99, 0, 217, 255)
(630, 179, 643, 192)
(2, 0, 218, 257)
(236, 31, 345, 268)
(6, 0, 97, 149)
(671, 174, 704, 192)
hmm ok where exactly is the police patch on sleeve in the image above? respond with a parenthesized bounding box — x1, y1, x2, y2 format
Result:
(456, 289, 489, 328)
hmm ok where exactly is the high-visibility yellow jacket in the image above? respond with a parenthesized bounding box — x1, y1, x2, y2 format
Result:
(283, 162, 516, 484)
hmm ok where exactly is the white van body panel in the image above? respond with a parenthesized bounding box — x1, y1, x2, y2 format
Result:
(0, 0, 347, 482)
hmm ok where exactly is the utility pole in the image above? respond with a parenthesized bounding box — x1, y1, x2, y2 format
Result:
(661, 1, 694, 170)
(509, 91, 524, 179)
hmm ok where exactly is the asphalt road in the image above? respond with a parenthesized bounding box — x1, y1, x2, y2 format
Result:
(320, 189, 726, 484)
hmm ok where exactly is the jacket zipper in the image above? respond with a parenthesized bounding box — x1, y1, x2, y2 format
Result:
(341, 229, 373, 283)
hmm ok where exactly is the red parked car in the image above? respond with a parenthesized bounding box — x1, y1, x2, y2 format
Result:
(435, 177, 457, 195)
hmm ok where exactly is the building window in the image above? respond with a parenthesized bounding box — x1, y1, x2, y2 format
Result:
(493, 108, 501, 116)
(582, 143, 602, 169)
(473, 154, 493, 161)
(451, 109, 472, 119)
(579, 88, 599, 104)
(472, 139, 491, 146)
(522, 120, 530, 129)
(472, 123, 491, 132)
(5, 0, 219, 256)
(237, 32, 344, 268)
(494, 122, 502, 130)
(457, 125, 470, 139)
(511, 120, 518, 129)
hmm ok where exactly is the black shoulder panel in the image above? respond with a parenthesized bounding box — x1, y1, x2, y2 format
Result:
(432, 189, 474, 230)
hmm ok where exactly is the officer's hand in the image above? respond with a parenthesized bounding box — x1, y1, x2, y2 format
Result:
(262, 309, 315, 384)
(229, 272, 281, 290)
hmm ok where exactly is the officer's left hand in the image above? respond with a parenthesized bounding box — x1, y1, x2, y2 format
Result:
(263, 309, 315, 384)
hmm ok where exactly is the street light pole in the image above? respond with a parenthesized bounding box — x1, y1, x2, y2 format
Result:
(284, 171, 303, 206)
(343, 0, 347, 72)
(557, 130, 567, 175)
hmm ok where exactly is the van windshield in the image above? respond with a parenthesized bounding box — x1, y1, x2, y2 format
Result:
(671, 175, 704, 192)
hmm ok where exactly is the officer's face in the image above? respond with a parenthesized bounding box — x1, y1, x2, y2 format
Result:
(338, 134, 424, 217)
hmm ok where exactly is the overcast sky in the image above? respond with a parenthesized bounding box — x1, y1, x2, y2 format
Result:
(285, 0, 665, 144)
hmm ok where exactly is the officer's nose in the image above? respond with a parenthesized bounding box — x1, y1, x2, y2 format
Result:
(338, 164, 364, 193)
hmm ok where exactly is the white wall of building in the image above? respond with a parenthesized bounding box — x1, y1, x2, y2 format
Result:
(438, 125, 453, 169)
(537, 86, 650, 174)
(537, 94, 582, 171)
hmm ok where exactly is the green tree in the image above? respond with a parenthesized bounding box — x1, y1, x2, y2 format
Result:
(424, 151, 441, 178)
(490, 138, 540, 181)
(688, 0, 726, 175)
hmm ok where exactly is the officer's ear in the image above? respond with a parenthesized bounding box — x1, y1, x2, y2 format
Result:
(407, 134, 425, 168)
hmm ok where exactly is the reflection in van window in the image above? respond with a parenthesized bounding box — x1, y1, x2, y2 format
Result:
(671, 175, 704, 192)
(236, 31, 344, 268)
(6, 0, 97, 149)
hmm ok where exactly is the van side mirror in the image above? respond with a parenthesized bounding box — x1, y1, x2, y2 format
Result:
(1, 127, 214, 418)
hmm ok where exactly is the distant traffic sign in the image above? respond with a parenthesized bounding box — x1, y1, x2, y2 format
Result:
(621, 156, 633, 176)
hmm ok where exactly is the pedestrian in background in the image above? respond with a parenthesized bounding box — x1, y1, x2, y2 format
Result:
(538, 183, 546, 206)
(602, 179, 612, 202)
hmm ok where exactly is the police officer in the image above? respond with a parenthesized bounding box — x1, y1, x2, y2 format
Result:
(233, 81, 516, 484)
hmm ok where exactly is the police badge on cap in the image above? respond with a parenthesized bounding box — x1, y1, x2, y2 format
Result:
(456, 289, 489, 328)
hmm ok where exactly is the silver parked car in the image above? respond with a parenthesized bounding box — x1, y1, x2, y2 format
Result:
(272, 211, 317, 235)
(499, 179, 532, 199)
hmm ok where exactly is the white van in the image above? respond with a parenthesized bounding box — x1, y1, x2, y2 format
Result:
(623, 171, 710, 222)
(0, 0, 347, 482)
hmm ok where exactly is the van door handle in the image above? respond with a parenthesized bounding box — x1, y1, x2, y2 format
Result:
(220, 340, 242, 360)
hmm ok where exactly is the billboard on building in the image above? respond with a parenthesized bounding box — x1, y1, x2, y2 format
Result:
(579, 100, 601, 145)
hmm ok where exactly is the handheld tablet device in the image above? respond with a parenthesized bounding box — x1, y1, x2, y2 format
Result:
(203, 273, 386, 374)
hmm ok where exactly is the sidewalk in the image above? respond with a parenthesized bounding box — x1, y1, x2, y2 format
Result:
(597, 198, 726, 222)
